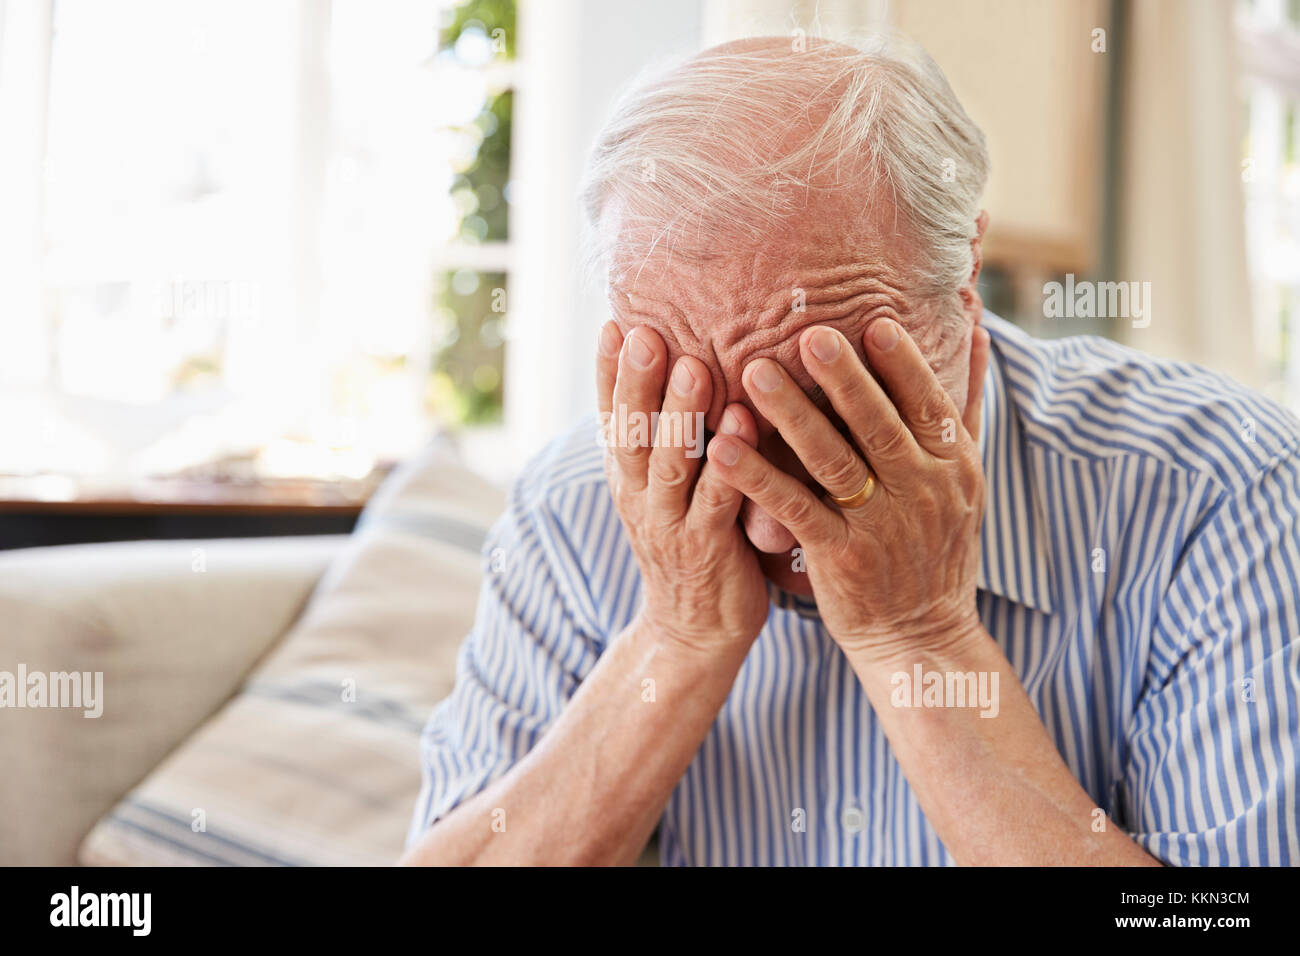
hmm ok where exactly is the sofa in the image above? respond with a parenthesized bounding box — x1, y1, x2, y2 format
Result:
(0, 442, 511, 866)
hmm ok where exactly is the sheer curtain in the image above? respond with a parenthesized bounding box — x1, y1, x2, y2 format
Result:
(1116, 0, 1256, 383)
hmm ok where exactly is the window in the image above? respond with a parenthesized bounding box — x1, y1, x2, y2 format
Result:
(1238, 0, 1300, 410)
(0, 0, 515, 496)
(429, 0, 516, 426)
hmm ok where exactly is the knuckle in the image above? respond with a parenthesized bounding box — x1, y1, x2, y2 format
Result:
(914, 394, 951, 432)
(867, 418, 912, 459)
(690, 480, 727, 516)
(781, 492, 819, 529)
(611, 447, 647, 476)
(784, 400, 816, 433)
(916, 483, 943, 512)
(749, 465, 781, 501)
(832, 373, 870, 410)
(957, 457, 985, 499)
(648, 454, 690, 490)
(818, 447, 864, 491)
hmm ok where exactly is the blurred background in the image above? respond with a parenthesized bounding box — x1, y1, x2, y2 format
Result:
(0, 0, 1296, 547)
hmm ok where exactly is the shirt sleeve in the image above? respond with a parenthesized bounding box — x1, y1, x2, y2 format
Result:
(406, 480, 605, 845)
(1123, 450, 1300, 865)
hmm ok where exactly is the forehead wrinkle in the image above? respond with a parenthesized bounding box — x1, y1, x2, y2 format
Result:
(624, 264, 903, 329)
(618, 295, 904, 393)
(612, 252, 916, 394)
(622, 289, 730, 350)
(797, 270, 908, 304)
(742, 261, 908, 323)
(722, 315, 874, 391)
(710, 287, 902, 361)
(619, 296, 703, 365)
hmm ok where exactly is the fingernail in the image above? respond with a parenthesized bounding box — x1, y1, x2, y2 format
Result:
(750, 360, 782, 393)
(871, 320, 899, 351)
(671, 360, 695, 396)
(598, 321, 621, 357)
(718, 409, 740, 435)
(809, 327, 840, 363)
(710, 438, 739, 466)
(626, 332, 654, 369)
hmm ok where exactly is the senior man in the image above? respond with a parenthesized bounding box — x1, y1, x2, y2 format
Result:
(402, 35, 1300, 866)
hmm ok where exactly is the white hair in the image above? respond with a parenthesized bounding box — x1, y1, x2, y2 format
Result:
(579, 32, 989, 313)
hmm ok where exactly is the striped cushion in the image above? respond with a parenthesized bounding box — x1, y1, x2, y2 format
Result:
(79, 442, 505, 866)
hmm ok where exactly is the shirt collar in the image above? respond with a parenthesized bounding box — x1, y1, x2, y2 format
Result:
(977, 313, 1056, 615)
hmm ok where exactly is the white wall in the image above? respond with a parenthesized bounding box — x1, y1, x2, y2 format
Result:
(505, 0, 703, 468)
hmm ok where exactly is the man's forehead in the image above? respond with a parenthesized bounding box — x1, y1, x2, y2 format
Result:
(602, 183, 904, 272)
(597, 190, 918, 428)
(605, 232, 913, 345)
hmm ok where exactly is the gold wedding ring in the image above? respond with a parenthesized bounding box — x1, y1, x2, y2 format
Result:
(829, 469, 877, 509)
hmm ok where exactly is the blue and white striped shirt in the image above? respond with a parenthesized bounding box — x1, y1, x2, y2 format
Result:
(410, 312, 1300, 865)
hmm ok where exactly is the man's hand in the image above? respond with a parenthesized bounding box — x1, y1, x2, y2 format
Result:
(596, 321, 770, 654)
(703, 321, 1159, 865)
(705, 318, 990, 666)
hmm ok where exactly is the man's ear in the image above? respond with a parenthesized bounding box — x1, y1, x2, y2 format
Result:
(959, 210, 989, 323)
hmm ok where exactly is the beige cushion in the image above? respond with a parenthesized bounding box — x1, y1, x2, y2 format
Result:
(0, 535, 345, 865)
(79, 442, 506, 866)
